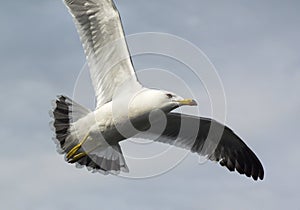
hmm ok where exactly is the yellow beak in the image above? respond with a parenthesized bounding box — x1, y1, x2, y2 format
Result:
(177, 99, 198, 106)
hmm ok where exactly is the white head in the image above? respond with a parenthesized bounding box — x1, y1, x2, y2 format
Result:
(128, 88, 197, 117)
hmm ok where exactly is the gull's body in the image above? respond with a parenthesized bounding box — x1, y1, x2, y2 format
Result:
(50, 0, 264, 180)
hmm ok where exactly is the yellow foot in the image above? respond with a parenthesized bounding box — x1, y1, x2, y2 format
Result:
(66, 132, 90, 160)
(68, 152, 87, 163)
(67, 143, 102, 163)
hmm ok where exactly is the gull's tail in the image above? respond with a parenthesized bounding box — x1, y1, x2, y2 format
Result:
(50, 95, 128, 174)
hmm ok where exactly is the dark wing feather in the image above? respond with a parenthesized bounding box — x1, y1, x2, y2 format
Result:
(140, 112, 264, 180)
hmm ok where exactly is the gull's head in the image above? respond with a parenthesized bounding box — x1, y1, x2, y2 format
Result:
(129, 89, 197, 115)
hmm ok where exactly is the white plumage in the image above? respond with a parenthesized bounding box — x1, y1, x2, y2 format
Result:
(50, 0, 264, 180)
(65, 0, 141, 108)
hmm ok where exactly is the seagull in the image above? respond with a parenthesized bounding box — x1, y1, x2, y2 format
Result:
(50, 0, 264, 180)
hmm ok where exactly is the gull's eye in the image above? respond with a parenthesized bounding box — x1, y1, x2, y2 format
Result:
(166, 93, 173, 99)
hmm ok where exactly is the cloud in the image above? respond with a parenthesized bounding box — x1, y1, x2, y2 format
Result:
(0, 0, 299, 209)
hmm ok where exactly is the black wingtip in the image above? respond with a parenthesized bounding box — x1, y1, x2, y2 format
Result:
(217, 154, 264, 181)
(216, 142, 264, 181)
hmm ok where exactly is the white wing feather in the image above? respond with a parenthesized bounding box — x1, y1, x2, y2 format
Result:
(64, 0, 141, 108)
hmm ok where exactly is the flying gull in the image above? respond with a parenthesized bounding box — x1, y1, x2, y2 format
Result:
(50, 0, 264, 180)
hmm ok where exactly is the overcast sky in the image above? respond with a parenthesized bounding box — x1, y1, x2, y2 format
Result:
(1, 0, 300, 209)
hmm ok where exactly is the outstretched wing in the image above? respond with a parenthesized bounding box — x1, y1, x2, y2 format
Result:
(64, 0, 141, 107)
(139, 112, 264, 180)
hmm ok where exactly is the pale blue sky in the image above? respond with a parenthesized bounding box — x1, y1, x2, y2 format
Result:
(0, 0, 299, 209)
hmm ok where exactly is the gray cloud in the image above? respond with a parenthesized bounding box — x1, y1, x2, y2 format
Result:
(0, 0, 299, 209)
